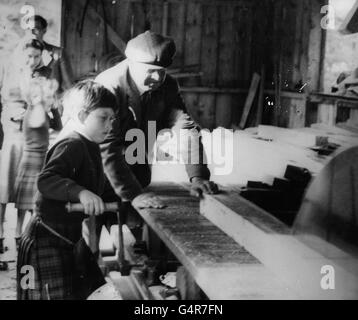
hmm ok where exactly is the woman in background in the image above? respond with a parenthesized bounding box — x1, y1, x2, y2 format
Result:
(0, 38, 53, 252)
(14, 76, 60, 244)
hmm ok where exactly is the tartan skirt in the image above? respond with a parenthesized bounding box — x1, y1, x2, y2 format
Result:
(17, 215, 82, 300)
(0, 130, 23, 203)
(15, 150, 46, 211)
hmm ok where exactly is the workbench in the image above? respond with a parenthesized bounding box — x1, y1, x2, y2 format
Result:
(132, 182, 358, 300)
(133, 183, 298, 300)
(308, 92, 358, 126)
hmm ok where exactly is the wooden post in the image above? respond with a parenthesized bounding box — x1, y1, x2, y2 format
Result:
(75, 0, 127, 54)
(256, 65, 266, 126)
(239, 73, 261, 129)
(162, 1, 169, 35)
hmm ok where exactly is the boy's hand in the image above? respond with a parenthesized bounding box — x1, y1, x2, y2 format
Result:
(78, 190, 105, 216)
(132, 192, 166, 209)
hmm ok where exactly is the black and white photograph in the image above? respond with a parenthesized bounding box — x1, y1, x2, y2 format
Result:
(0, 0, 357, 307)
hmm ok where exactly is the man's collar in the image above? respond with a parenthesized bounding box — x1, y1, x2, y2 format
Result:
(126, 67, 142, 97)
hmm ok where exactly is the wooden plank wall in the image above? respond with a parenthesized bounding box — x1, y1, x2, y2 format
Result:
(62, 0, 327, 130)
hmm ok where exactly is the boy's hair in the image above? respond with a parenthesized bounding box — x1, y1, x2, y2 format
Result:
(22, 38, 44, 52)
(62, 80, 117, 120)
(26, 15, 48, 30)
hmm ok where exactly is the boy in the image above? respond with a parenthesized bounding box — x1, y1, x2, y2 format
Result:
(17, 80, 117, 300)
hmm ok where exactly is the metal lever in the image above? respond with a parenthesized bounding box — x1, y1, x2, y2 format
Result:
(65, 202, 119, 213)
(65, 201, 131, 275)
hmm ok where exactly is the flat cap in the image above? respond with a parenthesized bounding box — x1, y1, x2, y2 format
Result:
(125, 31, 176, 68)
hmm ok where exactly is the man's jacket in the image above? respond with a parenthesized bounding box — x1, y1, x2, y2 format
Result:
(95, 59, 210, 201)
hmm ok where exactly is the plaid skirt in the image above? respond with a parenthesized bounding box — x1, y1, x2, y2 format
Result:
(0, 131, 23, 203)
(15, 150, 46, 210)
(17, 214, 105, 300)
(17, 215, 81, 300)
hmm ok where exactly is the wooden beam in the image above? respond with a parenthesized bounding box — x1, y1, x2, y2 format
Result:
(120, 0, 254, 6)
(180, 87, 306, 100)
(76, 0, 127, 54)
(256, 65, 265, 126)
(117, 0, 131, 41)
(133, 183, 299, 299)
(200, 190, 358, 299)
(162, 1, 169, 35)
(258, 125, 328, 148)
(239, 73, 261, 129)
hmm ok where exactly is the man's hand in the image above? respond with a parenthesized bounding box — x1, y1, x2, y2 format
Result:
(132, 192, 166, 209)
(190, 177, 219, 198)
(78, 190, 105, 216)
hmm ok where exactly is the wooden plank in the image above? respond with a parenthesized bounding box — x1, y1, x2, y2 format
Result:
(200, 4, 219, 87)
(287, 97, 306, 128)
(239, 73, 261, 129)
(198, 94, 215, 130)
(299, 0, 311, 91)
(280, 0, 296, 91)
(217, 5, 235, 87)
(179, 87, 306, 100)
(258, 125, 328, 148)
(272, 1, 283, 127)
(215, 94, 232, 128)
(131, 1, 146, 36)
(197, 4, 218, 129)
(149, 0, 163, 34)
(76, 0, 127, 54)
(121, 0, 254, 6)
(77, 1, 97, 77)
(116, 0, 132, 42)
(236, 5, 253, 84)
(309, 92, 358, 104)
(317, 103, 337, 126)
(200, 189, 358, 299)
(256, 65, 265, 126)
(63, 0, 81, 79)
(133, 183, 299, 299)
(183, 1, 202, 87)
(162, 0, 169, 35)
(182, 92, 201, 125)
(167, 1, 186, 69)
(292, 0, 304, 87)
(307, 0, 326, 92)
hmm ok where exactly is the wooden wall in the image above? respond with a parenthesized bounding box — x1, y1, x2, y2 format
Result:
(62, 0, 327, 130)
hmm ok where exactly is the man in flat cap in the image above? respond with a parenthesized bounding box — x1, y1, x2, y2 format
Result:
(94, 31, 218, 241)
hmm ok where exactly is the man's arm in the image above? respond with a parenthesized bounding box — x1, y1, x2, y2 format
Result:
(163, 77, 218, 195)
(100, 113, 144, 202)
(163, 76, 211, 180)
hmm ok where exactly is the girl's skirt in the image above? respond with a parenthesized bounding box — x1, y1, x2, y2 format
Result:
(15, 150, 46, 211)
(0, 128, 23, 203)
